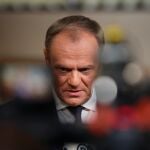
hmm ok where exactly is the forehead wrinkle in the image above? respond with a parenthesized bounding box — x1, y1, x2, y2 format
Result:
(53, 54, 92, 64)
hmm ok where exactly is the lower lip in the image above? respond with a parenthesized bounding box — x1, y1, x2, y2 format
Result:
(66, 91, 82, 97)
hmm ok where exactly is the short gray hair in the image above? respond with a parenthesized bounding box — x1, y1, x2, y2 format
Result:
(45, 15, 105, 51)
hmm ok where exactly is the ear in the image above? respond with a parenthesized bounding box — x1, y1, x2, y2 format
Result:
(44, 48, 50, 65)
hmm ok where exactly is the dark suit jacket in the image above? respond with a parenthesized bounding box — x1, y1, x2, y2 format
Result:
(0, 96, 97, 150)
(0, 96, 65, 149)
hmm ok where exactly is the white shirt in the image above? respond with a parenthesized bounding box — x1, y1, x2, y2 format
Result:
(53, 88, 97, 124)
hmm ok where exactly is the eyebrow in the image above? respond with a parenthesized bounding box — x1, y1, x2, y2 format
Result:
(54, 64, 95, 69)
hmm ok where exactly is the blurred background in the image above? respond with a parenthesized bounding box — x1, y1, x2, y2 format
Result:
(0, 0, 150, 101)
(0, 0, 149, 149)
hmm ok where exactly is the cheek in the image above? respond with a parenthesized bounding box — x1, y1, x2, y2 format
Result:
(53, 74, 68, 87)
(82, 75, 96, 88)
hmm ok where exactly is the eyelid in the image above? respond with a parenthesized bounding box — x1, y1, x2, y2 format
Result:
(79, 68, 91, 72)
(55, 65, 93, 73)
(56, 67, 71, 72)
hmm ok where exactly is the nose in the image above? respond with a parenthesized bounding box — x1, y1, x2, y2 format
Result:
(68, 71, 81, 88)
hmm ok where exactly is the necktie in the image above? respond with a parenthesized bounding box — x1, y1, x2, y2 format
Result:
(67, 106, 83, 123)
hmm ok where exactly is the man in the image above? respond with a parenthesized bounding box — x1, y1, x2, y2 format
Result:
(44, 15, 104, 124)
(44, 16, 105, 149)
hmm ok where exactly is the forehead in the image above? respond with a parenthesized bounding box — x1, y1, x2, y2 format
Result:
(49, 30, 99, 62)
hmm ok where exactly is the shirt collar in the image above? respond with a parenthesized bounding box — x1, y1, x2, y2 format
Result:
(53, 88, 97, 111)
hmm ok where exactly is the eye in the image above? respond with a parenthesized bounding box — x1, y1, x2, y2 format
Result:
(58, 67, 71, 73)
(79, 68, 91, 73)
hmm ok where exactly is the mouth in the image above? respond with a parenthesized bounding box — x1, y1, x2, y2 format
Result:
(65, 90, 82, 97)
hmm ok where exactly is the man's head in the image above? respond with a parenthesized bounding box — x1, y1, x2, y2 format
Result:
(44, 15, 104, 106)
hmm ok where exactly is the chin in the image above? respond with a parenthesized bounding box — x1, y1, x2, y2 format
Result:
(64, 97, 87, 106)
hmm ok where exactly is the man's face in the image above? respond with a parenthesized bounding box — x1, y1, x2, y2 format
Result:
(46, 31, 100, 106)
